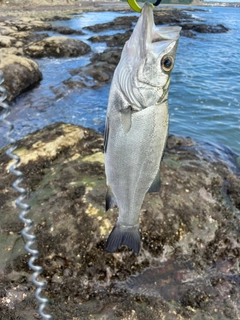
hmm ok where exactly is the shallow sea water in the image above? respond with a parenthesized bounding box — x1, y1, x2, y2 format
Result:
(170, 7, 240, 156)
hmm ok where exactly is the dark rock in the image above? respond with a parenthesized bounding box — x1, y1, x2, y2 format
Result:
(193, 23, 228, 33)
(63, 74, 92, 89)
(64, 49, 121, 90)
(45, 15, 71, 21)
(167, 135, 195, 149)
(52, 26, 85, 35)
(84, 9, 193, 33)
(180, 23, 229, 34)
(65, 61, 116, 89)
(154, 8, 193, 25)
(180, 29, 196, 38)
(88, 29, 132, 48)
(90, 48, 121, 65)
(23, 36, 91, 58)
(83, 15, 137, 32)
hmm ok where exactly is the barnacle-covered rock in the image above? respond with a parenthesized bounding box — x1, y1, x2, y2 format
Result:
(0, 123, 240, 319)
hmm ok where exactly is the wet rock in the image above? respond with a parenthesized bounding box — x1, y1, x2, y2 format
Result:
(90, 48, 121, 66)
(0, 54, 42, 103)
(154, 9, 228, 36)
(180, 23, 229, 34)
(84, 9, 193, 33)
(51, 26, 85, 35)
(83, 15, 137, 32)
(45, 15, 72, 22)
(0, 122, 239, 319)
(64, 49, 121, 90)
(64, 61, 115, 89)
(87, 12, 228, 49)
(180, 29, 196, 38)
(154, 8, 193, 25)
(88, 29, 132, 48)
(23, 35, 91, 58)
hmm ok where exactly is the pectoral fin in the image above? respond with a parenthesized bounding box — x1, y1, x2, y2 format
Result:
(120, 107, 132, 133)
(105, 186, 118, 211)
(147, 169, 161, 193)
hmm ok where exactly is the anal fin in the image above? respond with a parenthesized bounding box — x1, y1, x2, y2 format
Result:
(105, 186, 118, 211)
(147, 169, 161, 193)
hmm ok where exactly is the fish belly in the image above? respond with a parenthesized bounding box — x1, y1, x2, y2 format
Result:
(105, 102, 168, 226)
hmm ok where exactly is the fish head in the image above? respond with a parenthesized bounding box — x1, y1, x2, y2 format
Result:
(115, 3, 181, 110)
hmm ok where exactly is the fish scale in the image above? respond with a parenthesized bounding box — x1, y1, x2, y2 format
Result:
(104, 3, 181, 254)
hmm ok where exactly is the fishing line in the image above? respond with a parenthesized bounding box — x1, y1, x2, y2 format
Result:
(127, 0, 163, 13)
(0, 71, 52, 320)
(153, 0, 162, 7)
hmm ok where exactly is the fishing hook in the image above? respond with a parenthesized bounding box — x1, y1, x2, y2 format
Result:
(0, 71, 52, 320)
(127, 0, 162, 13)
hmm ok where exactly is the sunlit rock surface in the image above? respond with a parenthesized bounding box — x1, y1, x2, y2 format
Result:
(0, 54, 42, 103)
(0, 122, 239, 319)
(23, 36, 91, 58)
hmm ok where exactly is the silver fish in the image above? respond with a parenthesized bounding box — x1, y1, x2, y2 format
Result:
(104, 3, 181, 254)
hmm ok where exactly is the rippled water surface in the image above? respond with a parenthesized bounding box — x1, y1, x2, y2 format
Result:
(1, 7, 240, 156)
(170, 7, 240, 155)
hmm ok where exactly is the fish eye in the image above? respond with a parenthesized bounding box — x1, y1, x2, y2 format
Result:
(161, 55, 174, 72)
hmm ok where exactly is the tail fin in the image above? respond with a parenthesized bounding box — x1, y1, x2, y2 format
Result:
(105, 223, 141, 254)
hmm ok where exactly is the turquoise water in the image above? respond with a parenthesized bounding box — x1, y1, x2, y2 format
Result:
(1, 7, 239, 157)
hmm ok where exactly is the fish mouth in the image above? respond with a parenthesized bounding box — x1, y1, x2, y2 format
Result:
(141, 2, 155, 26)
(127, 2, 154, 59)
(141, 3, 181, 42)
(152, 26, 182, 42)
(140, 3, 181, 42)
(135, 3, 181, 57)
(125, 3, 181, 60)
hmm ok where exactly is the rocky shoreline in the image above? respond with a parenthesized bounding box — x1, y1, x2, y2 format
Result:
(0, 5, 228, 104)
(0, 122, 240, 319)
(1, 4, 240, 320)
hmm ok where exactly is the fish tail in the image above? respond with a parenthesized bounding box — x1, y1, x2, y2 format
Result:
(105, 223, 141, 254)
